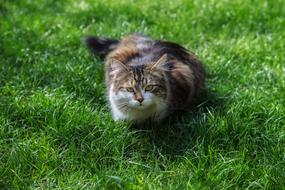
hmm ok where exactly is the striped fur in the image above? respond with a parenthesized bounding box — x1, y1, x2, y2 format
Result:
(86, 34, 205, 123)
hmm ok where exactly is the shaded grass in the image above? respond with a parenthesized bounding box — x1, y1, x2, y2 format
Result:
(1, 0, 285, 189)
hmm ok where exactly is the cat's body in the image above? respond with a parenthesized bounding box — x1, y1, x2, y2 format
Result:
(86, 34, 205, 123)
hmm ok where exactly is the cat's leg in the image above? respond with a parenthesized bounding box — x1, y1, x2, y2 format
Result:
(153, 110, 169, 123)
(111, 105, 126, 121)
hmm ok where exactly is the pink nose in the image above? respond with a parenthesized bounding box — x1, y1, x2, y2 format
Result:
(136, 97, 144, 103)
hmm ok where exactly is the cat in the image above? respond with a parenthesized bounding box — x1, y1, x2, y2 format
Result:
(85, 34, 205, 123)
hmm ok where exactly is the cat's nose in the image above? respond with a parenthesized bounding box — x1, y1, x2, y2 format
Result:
(136, 97, 144, 103)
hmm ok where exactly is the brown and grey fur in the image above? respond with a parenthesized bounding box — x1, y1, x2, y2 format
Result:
(85, 34, 205, 123)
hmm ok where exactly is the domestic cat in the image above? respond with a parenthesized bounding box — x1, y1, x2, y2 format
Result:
(85, 34, 205, 123)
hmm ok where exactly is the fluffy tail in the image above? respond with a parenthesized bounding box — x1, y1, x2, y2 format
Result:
(84, 36, 119, 58)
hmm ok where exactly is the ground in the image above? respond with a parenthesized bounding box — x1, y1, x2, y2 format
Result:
(0, 0, 284, 189)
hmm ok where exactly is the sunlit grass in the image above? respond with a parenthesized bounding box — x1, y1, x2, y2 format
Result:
(0, 0, 284, 189)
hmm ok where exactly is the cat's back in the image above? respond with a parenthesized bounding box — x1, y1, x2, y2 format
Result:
(108, 34, 201, 64)
(106, 35, 149, 64)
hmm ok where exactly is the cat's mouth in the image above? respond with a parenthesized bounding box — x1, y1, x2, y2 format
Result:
(129, 103, 152, 110)
(130, 105, 147, 110)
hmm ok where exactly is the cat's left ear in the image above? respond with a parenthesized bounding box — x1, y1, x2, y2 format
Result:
(109, 59, 129, 76)
(151, 54, 168, 70)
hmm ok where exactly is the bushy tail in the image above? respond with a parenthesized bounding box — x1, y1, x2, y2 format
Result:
(84, 36, 119, 58)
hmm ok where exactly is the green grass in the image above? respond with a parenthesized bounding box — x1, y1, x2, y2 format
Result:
(1, 0, 285, 189)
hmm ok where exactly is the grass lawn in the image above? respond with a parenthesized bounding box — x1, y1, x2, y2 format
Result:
(1, 0, 285, 189)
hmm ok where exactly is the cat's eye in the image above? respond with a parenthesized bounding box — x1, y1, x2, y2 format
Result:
(145, 85, 155, 91)
(126, 87, 134, 92)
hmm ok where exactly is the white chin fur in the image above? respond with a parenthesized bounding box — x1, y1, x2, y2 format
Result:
(108, 85, 168, 122)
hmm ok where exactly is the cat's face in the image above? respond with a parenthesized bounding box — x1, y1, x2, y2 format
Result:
(108, 55, 168, 113)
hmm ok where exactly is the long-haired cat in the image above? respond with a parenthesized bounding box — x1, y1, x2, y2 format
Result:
(85, 34, 205, 123)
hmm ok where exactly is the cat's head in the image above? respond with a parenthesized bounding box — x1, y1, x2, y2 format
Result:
(108, 54, 169, 112)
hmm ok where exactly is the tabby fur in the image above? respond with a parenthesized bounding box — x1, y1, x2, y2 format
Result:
(85, 34, 205, 123)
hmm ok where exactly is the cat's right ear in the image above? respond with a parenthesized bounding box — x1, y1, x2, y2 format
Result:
(109, 59, 129, 76)
(151, 54, 168, 70)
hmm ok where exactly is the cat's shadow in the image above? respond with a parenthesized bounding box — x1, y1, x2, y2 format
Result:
(130, 88, 226, 159)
